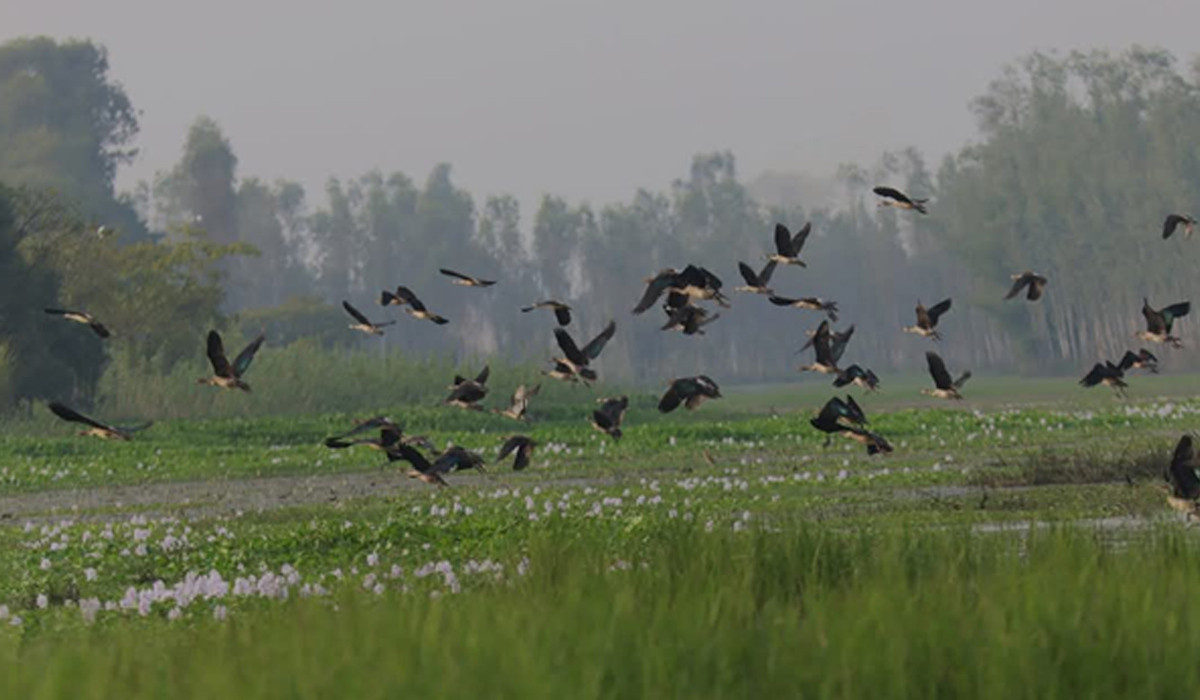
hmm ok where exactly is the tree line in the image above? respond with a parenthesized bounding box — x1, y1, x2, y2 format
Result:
(2, 37, 1200, 411)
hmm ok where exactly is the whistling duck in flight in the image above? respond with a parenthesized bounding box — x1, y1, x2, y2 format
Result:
(444, 365, 490, 410)
(591, 396, 629, 441)
(389, 443, 448, 487)
(521, 301, 572, 326)
(734, 260, 777, 295)
(44, 308, 110, 338)
(343, 301, 395, 336)
(553, 321, 616, 382)
(1004, 272, 1048, 302)
(809, 396, 891, 454)
(769, 295, 838, 322)
(661, 303, 720, 335)
(440, 268, 497, 287)
(1163, 214, 1196, 240)
(494, 384, 540, 421)
(658, 376, 722, 413)
(833, 364, 880, 392)
(498, 435, 537, 471)
(798, 320, 841, 375)
(198, 331, 265, 391)
(1139, 299, 1190, 348)
(922, 351, 970, 400)
(873, 186, 928, 214)
(904, 298, 952, 340)
(767, 222, 812, 267)
(381, 286, 449, 325)
(632, 266, 728, 313)
(48, 402, 151, 441)
(1166, 435, 1200, 520)
(1118, 348, 1158, 374)
(1079, 360, 1128, 397)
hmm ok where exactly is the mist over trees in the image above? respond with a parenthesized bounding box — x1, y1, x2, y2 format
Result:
(2, 37, 1200, 411)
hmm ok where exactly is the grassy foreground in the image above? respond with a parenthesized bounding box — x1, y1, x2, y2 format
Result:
(3, 523, 1200, 698)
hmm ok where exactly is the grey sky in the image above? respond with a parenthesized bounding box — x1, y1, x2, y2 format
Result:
(2, 0, 1197, 214)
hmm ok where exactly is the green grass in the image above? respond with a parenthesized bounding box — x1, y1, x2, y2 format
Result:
(0, 379, 1196, 697)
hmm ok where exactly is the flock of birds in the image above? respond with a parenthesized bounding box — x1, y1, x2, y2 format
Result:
(32, 189, 1200, 510)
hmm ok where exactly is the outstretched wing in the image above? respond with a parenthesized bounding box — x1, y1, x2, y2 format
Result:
(581, 320, 617, 360)
(48, 402, 111, 431)
(773, 223, 792, 256)
(390, 443, 434, 473)
(439, 268, 474, 283)
(632, 272, 677, 314)
(475, 365, 490, 385)
(790, 222, 812, 254)
(1004, 274, 1031, 301)
(206, 330, 232, 377)
(926, 298, 952, 323)
(233, 335, 266, 378)
(658, 381, 686, 413)
(757, 260, 777, 284)
(844, 395, 868, 425)
(342, 301, 371, 325)
(1162, 302, 1191, 331)
(737, 262, 759, 286)
(1163, 214, 1185, 240)
(1143, 300, 1166, 334)
(873, 186, 912, 205)
(396, 286, 427, 312)
(926, 351, 954, 390)
(553, 328, 587, 366)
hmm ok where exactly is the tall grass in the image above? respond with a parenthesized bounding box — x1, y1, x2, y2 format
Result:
(4, 523, 1199, 698)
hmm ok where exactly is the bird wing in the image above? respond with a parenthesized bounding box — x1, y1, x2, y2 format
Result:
(768, 295, 799, 307)
(342, 301, 372, 326)
(829, 325, 855, 363)
(632, 272, 676, 314)
(439, 268, 475, 283)
(475, 365, 490, 385)
(757, 260, 777, 284)
(926, 298, 952, 324)
(206, 330, 233, 377)
(44, 308, 76, 318)
(1162, 302, 1191, 331)
(1026, 276, 1046, 301)
(1004, 274, 1031, 300)
(953, 371, 972, 389)
(1139, 348, 1158, 364)
(737, 262, 759, 286)
(1143, 300, 1166, 334)
(1117, 351, 1139, 373)
(396, 286, 426, 312)
(232, 335, 266, 378)
(658, 381, 686, 413)
(391, 443, 434, 473)
(1079, 363, 1108, 387)
(553, 328, 587, 366)
(498, 435, 522, 461)
(513, 443, 532, 471)
(89, 321, 111, 338)
(1170, 435, 1200, 499)
(774, 223, 792, 256)
(845, 395, 868, 425)
(581, 320, 617, 360)
(1164, 214, 1185, 240)
(790, 222, 812, 254)
(48, 402, 112, 432)
(873, 186, 912, 205)
(926, 352, 954, 390)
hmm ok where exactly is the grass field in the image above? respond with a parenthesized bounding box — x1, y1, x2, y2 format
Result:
(0, 374, 1198, 697)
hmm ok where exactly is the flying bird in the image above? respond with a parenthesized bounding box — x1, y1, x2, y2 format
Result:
(767, 222, 812, 267)
(1166, 435, 1200, 519)
(197, 330, 265, 391)
(809, 396, 891, 454)
(903, 299, 952, 340)
(632, 265, 728, 314)
(798, 320, 841, 375)
(48, 402, 151, 441)
(389, 443, 448, 487)
(1004, 272, 1048, 302)
(734, 260, 777, 295)
(769, 295, 839, 322)
(434, 445, 487, 473)
(444, 366, 490, 410)
(591, 396, 629, 441)
(1139, 299, 1190, 348)
(799, 324, 854, 361)
(661, 303, 720, 335)
(381, 286, 449, 325)
(1079, 360, 1128, 397)
(498, 435, 537, 471)
(922, 351, 970, 400)
(833, 364, 880, 392)
(324, 424, 401, 453)
(521, 301, 572, 326)
(44, 308, 110, 338)
(873, 186, 928, 214)
(553, 321, 617, 382)
(493, 384, 540, 421)
(542, 359, 587, 385)
(342, 301, 395, 336)
(439, 268, 497, 287)
(658, 376, 722, 413)
(1118, 348, 1158, 374)
(1163, 214, 1197, 240)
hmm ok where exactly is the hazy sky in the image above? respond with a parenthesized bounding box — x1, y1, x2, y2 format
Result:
(1, 0, 1196, 213)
